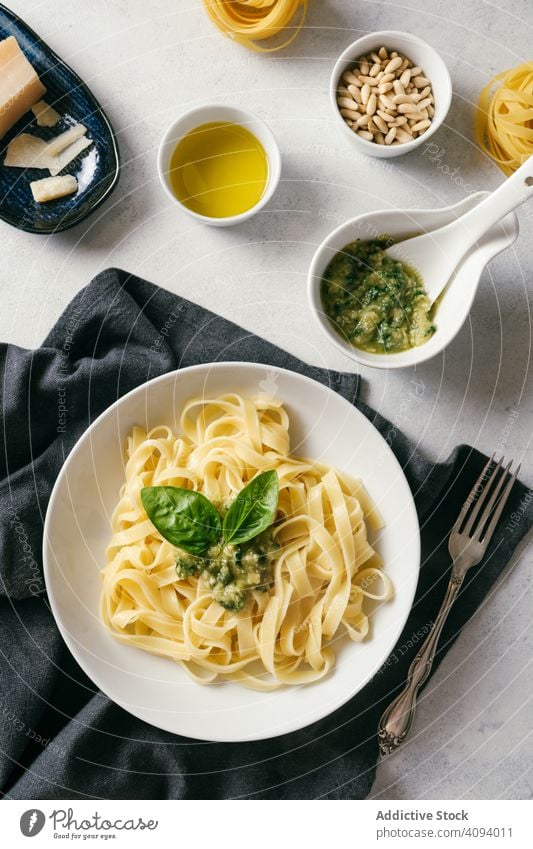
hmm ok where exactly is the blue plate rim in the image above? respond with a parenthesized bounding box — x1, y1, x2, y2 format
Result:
(0, 2, 120, 234)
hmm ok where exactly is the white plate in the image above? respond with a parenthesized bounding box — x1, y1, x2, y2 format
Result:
(43, 362, 420, 742)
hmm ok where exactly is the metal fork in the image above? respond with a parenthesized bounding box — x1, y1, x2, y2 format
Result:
(378, 455, 520, 757)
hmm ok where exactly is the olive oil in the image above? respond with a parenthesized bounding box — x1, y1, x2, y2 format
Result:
(169, 121, 268, 218)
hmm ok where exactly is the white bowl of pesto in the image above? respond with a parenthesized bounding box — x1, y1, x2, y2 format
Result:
(308, 193, 519, 370)
(43, 362, 419, 742)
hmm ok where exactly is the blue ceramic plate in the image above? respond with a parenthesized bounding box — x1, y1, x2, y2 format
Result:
(0, 4, 120, 234)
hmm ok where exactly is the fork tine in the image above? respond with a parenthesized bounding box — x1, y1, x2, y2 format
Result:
(471, 459, 513, 539)
(451, 454, 495, 533)
(463, 455, 504, 536)
(478, 463, 520, 544)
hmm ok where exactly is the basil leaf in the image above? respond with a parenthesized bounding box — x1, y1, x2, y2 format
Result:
(222, 470, 279, 546)
(141, 486, 221, 556)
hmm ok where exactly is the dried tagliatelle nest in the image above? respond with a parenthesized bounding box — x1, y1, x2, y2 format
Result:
(476, 62, 533, 175)
(203, 0, 307, 53)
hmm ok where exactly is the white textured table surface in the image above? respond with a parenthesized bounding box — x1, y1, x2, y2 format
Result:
(2, 0, 532, 800)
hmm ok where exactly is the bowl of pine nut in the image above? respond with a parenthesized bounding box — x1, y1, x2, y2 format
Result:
(330, 31, 452, 157)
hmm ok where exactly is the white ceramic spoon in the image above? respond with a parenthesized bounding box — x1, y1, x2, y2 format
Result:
(386, 157, 533, 303)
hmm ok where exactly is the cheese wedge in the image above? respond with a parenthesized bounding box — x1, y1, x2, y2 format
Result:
(4, 133, 54, 169)
(45, 123, 87, 157)
(30, 174, 77, 203)
(31, 99, 61, 127)
(49, 135, 92, 177)
(0, 36, 46, 139)
(5, 129, 93, 175)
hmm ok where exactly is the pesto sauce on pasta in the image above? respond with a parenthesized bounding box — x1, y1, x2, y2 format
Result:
(176, 529, 278, 612)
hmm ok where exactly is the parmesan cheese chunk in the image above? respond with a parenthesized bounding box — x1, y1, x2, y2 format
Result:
(4, 133, 55, 170)
(5, 129, 93, 175)
(30, 174, 77, 203)
(45, 123, 87, 157)
(31, 99, 61, 127)
(49, 135, 92, 177)
(0, 36, 46, 139)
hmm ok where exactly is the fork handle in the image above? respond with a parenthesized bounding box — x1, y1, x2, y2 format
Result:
(378, 574, 463, 756)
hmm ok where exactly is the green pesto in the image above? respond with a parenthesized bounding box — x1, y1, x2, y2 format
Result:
(320, 238, 436, 354)
(175, 529, 278, 612)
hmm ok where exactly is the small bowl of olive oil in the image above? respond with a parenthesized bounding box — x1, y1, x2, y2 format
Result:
(158, 105, 281, 226)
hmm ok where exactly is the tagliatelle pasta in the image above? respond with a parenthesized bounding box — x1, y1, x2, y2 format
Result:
(203, 0, 307, 53)
(101, 394, 392, 690)
(476, 63, 533, 175)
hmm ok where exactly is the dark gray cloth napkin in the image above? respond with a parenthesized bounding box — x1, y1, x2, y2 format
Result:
(1, 268, 531, 800)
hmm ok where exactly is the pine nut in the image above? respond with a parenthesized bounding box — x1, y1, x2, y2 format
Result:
(410, 67, 422, 76)
(385, 126, 397, 144)
(393, 80, 405, 96)
(392, 115, 408, 126)
(348, 84, 363, 103)
(357, 130, 373, 140)
(392, 94, 414, 105)
(338, 86, 351, 98)
(375, 131, 386, 144)
(359, 75, 379, 86)
(380, 72, 395, 83)
(417, 97, 432, 110)
(411, 118, 431, 133)
(428, 104, 435, 117)
(342, 70, 361, 86)
(379, 94, 396, 110)
(341, 108, 360, 120)
(360, 61, 370, 75)
(374, 115, 389, 133)
(377, 109, 395, 123)
(397, 102, 419, 114)
(378, 82, 393, 94)
(338, 96, 359, 111)
(369, 62, 381, 76)
(384, 56, 403, 74)
(413, 76, 430, 87)
(366, 92, 377, 115)
(418, 85, 431, 99)
(390, 51, 398, 59)
(400, 69, 411, 87)
(378, 46, 388, 60)
(396, 128, 413, 142)
(361, 83, 370, 105)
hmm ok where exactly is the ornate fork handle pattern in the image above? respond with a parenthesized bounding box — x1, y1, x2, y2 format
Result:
(378, 574, 464, 757)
